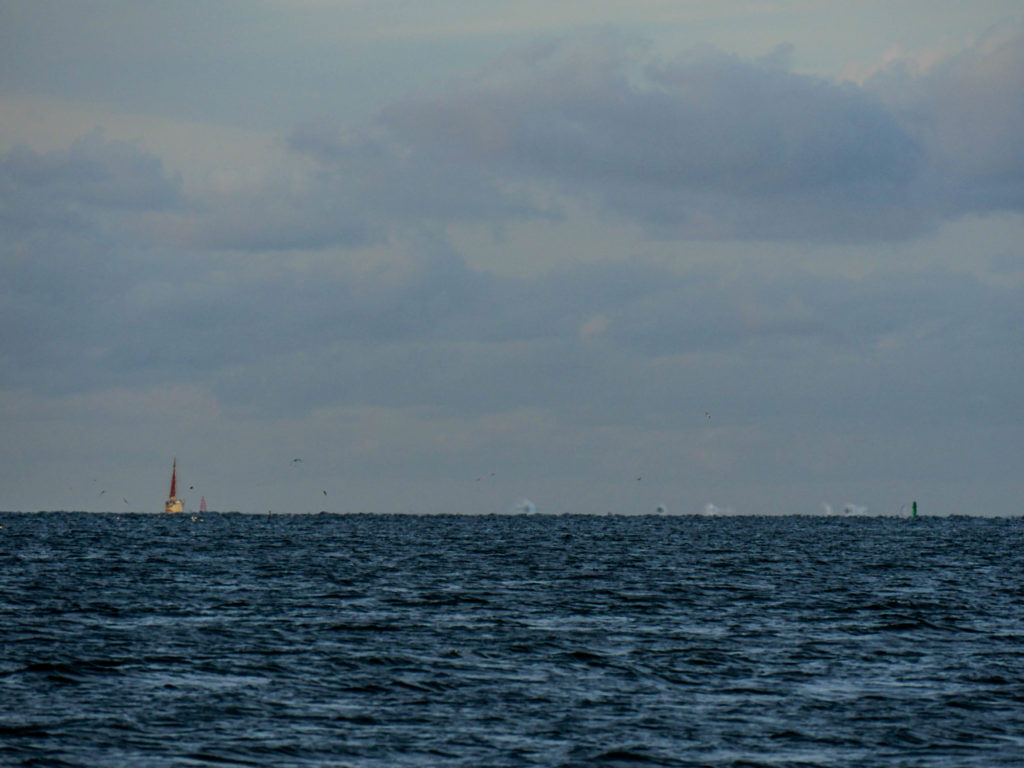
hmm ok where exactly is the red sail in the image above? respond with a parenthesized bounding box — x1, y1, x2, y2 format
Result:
(170, 457, 177, 498)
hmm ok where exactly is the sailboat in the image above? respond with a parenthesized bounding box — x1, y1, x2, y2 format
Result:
(164, 457, 184, 514)
(200, 496, 207, 513)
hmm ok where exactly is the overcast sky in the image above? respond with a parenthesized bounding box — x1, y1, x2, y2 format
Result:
(2, 1, 1022, 515)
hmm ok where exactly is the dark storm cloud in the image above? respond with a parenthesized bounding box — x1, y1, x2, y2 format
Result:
(0, 134, 183, 394)
(193, 180, 379, 253)
(864, 22, 1024, 216)
(375, 34, 925, 241)
(5, 172, 1019, 429)
(182, 123, 548, 254)
(0, 232, 488, 397)
(146, 249, 1019, 433)
(288, 125, 546, 224)
(0, 131, 182, 229)
(301, 24, 1021, 242)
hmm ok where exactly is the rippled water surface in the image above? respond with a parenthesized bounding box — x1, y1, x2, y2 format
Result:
(2, 512, 1024, 767)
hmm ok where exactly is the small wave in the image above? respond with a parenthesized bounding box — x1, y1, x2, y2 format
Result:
(511, 498, 537, 515)
(0, 723, 51, 738)
(594, 748, 657, 762)
(703, 503, 736, 516)
(822, 502, 869, 515)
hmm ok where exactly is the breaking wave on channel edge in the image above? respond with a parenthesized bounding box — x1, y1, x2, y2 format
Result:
(509, 497, 537, 515)
(3, 511, 1024, 767)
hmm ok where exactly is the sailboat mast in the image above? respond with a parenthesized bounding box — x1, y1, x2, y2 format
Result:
(164, 457, 184, 514)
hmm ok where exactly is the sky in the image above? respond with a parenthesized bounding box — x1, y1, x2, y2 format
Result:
(1, 1, 1022, 515)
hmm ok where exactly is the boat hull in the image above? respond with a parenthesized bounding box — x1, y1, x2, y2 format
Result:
(165, 498, 184, 514)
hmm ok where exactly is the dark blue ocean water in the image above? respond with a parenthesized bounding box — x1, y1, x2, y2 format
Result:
(2, 512, 1023, 767)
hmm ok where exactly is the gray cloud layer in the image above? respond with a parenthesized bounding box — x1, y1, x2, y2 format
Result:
(1, 131, 182, 237)
(233, 26, 1021, 249)
(9, 28, 1017, 255)
(866, 23, 1024, 216)
(377, 35, 924, 240)
(4, 28, 1024, 395)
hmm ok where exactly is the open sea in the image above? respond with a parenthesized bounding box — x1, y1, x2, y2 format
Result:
(2, 512, 1023, 767)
